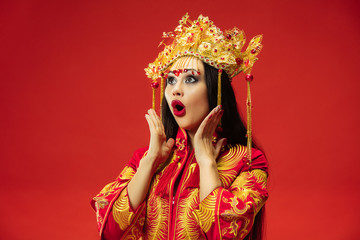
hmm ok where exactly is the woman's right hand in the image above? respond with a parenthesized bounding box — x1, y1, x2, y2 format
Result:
(127, 109, 174, 210)
(144, 109, 175, 171)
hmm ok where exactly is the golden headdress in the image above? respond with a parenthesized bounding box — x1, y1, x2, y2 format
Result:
(144, 13, 263, 164)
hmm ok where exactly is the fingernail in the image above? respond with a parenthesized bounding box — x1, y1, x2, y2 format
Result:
(209, 114, 213, 119)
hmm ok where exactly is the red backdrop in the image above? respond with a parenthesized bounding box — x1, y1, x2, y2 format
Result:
(1, 0, 359, 239)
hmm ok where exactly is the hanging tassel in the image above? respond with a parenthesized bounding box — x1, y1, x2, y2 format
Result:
(160, 76, 164, 118)
(217, 69, 222, 106)
(151, 81, 159, 110)
(217, 69, 223, 128)
(245, 74, 253, 167)
(152, 88, 156, 110)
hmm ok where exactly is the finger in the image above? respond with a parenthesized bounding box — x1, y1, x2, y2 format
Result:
(207, 105, 221, 121)
(204, 106, 223, 136)
(147, 110, 159, 128)
(212, 109, 224, 130)
(212, 107, 224, 127)
(147, 109, 164, 135)
(148, 109, 163, 131)
(166, 138, 175, 150)
(195, 105, 223, 142)
(203, 115, 223, 142)
(196, 113, 217, 140)
(145, 114, 156, 134)
(148, 109, 158, 119)
(196, 115, 208, 138)
(201, 106, 220, 128)
(147, 109, 161, 132)
(151, 109, 165, 132)
(148, 109, 158, 122)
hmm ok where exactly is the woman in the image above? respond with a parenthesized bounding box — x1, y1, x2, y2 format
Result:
(92, 14, 268, 240)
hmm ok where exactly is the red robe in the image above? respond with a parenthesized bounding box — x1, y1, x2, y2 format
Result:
(91, 128, 268, 239)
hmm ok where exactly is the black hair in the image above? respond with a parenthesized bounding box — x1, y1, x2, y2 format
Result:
(161, 61, 264, 240)
(203, 62, 248, 145)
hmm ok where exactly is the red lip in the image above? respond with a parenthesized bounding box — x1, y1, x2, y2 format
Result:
(171, 100, 186, 117)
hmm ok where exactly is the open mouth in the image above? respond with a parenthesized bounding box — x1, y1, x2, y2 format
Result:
(171, 100, 186, 116)
(175, 104, 184, 111)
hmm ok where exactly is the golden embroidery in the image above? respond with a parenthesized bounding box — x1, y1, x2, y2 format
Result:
(220, 169, 267, 238)
(99, 181, 120, 195)
(221, 215, 250, 239)
(97, 166, 136, 197)
(218, 169, 238, 188)
(138, 217, 145, 226)
(193, 188, 219, 233)
(221, 196, 251, 238)
(251, 169, 267, 186)
(146, 193, 169, 239)
(95, 140, 266, 239)
(231, 169, 267, 213)
(94, 166, 137, 212)
(176, 138, 186, 151)
(222, 197, 250, 217)
(93, 196, 109, 209)
(112, 189, 134, 231)
(94, 201, 104, 225)
(124, 225, 143, 240)
(230, 220, 239, 236)
(182, 162, 197, 185)
(217, 145, 246, 187)
(119, 166, 136, 181)
(93, 166, 136, 231)
(176, 189, 201, 239)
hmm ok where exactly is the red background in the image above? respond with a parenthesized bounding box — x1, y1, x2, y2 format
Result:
(1, 0, 359, 239)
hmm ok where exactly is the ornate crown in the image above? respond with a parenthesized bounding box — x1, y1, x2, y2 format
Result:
(145, 13, 263, 81)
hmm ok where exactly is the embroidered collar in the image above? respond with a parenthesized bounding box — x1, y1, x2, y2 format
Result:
(174, 127, 220, 154)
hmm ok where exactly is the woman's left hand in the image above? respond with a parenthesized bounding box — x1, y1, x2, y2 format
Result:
(193, 105, 226, 167)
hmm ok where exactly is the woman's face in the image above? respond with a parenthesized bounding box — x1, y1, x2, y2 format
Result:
(165, 57, 209, 133)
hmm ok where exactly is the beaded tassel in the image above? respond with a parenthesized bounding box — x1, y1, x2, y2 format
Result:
(151, 81, 159, 111)
(217, 69, 222, 127)
(152, 88, 156, 110)
(217, 69, 222, 106)
(245, 74, 253, 167)
(160, 76, 164, 118)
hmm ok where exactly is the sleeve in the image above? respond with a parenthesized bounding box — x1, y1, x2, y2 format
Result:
(192, 149, 268, 240)
(90, 147, 148, 240)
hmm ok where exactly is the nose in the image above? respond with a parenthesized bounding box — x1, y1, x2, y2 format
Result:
(171, 81, 183, 96)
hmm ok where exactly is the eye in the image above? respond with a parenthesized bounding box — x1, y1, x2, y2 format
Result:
(166, 76, 176, 85)
(185, 76, 197, 83)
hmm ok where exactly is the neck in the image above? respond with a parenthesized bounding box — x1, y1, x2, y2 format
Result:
(187, 130, 195, 151)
